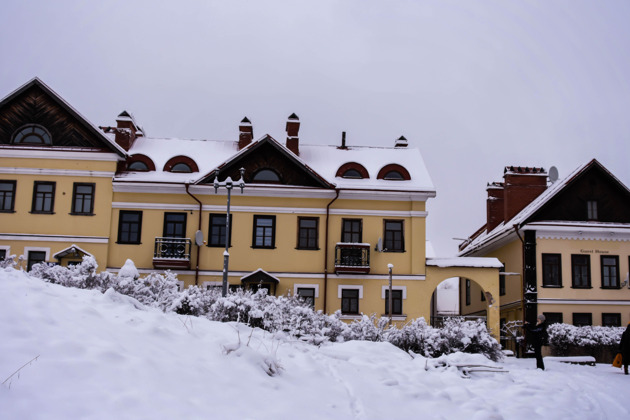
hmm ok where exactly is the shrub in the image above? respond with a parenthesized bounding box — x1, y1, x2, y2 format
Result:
(548, 323, 624, 356)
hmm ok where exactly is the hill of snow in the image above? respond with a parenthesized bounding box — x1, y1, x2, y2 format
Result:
(1, 267, 628, 419)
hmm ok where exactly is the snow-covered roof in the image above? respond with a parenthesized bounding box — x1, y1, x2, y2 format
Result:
(426, 257, 503, 269)
(458, 159, 630, 255)
(113, 134, 435, 193)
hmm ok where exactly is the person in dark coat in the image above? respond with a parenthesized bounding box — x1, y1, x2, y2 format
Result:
(620, 322, 630, 375)
(524, 314, 548, 370)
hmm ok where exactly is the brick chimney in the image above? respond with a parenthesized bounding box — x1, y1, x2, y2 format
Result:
(286, 113, 300, 155)
(238, 117, 253, 150)
(503, 166, 548, 222)
(113, 111, 141, 151)
(486, 182, 505, 232)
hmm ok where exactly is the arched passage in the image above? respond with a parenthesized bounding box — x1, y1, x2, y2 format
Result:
(425, 258, 503, 341)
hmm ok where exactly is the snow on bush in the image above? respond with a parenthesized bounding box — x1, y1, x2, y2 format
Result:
(548, 323, 624, 355)
(23, 262, 502, 359)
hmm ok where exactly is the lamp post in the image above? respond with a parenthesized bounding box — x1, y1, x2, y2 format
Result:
(388, 263, 394, 326)
(214, 167, 245, 297)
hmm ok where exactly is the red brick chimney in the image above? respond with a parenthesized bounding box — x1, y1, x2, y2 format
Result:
(286, 113, 300, 155)
(486, 182, 505, 232)
(238, 117, 253, 150)
(113, 111, 142, 151)
(503, 166, 548, 222)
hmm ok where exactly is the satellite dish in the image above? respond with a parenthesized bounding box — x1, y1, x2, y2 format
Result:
(195, 230, 204, 246)
(376, 238, 383, 252)
(549, 166, 559, 184)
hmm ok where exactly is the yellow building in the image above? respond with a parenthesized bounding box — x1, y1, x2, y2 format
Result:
(1, 78, 503, 334)
(459, 162, 630, 349)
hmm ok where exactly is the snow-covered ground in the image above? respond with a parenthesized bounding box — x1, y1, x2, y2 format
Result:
(1, 268, 628, 420)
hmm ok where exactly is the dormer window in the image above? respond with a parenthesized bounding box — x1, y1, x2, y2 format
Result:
(171, 163, 192, 173)
(336, 162, 369, 179)
(587, 200, 598, 220)
(377, 164, 411, 181)
(128, 161, 149, 171)
(252, 169, 281, 183)
(12, 124, 52, 145)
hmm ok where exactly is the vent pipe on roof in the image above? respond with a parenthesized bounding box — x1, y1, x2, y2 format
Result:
(286, 113, 300, 155)
(395, 136, 408, 148)
(339, 131, 347, 149)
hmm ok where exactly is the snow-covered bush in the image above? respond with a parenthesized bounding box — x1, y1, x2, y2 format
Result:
(29, 256, 115, 291)
(548, 323, 624, 355)
(0, 254, 23, 269)
(111, 261, 179, 312)
(344, 314, 392, 342)
(173, 285, 220, 316)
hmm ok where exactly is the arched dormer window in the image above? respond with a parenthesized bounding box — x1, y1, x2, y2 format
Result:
(163, 156, 199, 173)
(252, 168, 281, 183)
(12, 124, 52, 145)
(335, 162, 370, 179)
(127, 154, 155, 172)
(377, 164, 411, 181)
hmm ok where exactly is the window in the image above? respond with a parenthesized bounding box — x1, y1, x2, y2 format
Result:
(253, 215, 276, 248)
(170, 162, 192, 173)
(71, 183, 95, 215)
(13, 124, 52, 145)
(0, 181, 16, 212)
(118, 211, 142, 244)
(383, 220, 404, 251)
(383, 170, 404, 180)
(208, 214, 232, 247)
(341, 289, 360, 314)
(31, 181, 55, 213)
(297, 217, 319, 250)
(571, 255, 591, 288)
(341, 219, 362, 243)
(587, 200, 598, 220)
(602, 313, 621, 327)
(252, 169, 280, 183)
(384, 289, 403, 315)
(296, 287, 315, 307)
(601, 256, 619, 288)
(542, 254, 562, 287)
(465, 279, 471, 306)
(499, 266, 506, 296)
(163, 213, 187, 238)
(543, 312, 563, 325)
(342, 169, 362, 179)
(27, 251, 46, 271)
(128, 161, 149, 171)
(0, 249, 6, 261)
(573, 313, 592, 327)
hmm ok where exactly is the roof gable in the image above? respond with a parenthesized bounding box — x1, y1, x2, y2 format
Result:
(0, 78, 125, 156)
(197, 135, 333, 188)
(526, 159, 630, 224)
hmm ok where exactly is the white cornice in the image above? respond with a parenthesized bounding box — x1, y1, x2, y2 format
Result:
(538, 299, 630, 306)
(0, 147, 121, 161)
(532, 223, 630, 242)
(0, 233, 109, 243)
(111, 201, 427, 218)
(0, 167, 115, 178)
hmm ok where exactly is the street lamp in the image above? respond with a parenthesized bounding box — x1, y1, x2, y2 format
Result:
(214, 167, 245, 297)
(388, 263, 394, 326)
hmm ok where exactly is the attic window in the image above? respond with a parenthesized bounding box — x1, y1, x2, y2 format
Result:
(171, 163, 192, 173)
(342, 169, 363, 179)
(587, 200, 598, 220)
(335, 162, 369, 179)
(128, 161, 149, 171)
(377, 164, 411, 181)
(12, 124, 52, 145)
(252, 169, 281, 183)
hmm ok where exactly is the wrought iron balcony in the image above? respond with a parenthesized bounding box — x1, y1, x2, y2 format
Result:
(153, 237, 192, 269)
(334, 242, 370, 274)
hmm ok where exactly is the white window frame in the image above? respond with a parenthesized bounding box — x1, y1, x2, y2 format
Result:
(294, 283, 320, 298)
(380, 285, 407, 299)
(0, 245, 10, 258)
(338, 285, 363, 298)
(23, 246, 50, 261)
(203, 281, 223, 291)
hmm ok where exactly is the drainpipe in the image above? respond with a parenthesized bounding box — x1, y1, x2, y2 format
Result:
(323, 188, 340, 314)
(513, 223, 526, 355)
(186, 183, 203, 286)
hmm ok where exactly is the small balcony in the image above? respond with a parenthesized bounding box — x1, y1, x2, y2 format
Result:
(153, 237, 192, 269)
(334, 242, 370, 274)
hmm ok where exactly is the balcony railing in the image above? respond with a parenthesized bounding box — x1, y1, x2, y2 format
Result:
(334, 242, 370, 274)
(153, 237, 191, 269)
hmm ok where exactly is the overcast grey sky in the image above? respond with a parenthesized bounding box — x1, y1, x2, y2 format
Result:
(2, 0, 629, 256)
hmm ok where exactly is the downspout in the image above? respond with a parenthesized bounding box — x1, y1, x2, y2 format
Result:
(513, 223, 526, 339)
(323, 188, 340, 314)
(186, 183, 203, 286)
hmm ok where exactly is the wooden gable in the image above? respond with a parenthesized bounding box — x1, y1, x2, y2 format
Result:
(198, 135, 332, 188)
(527, 160, 630, 224)
(0, 78, 124, 155)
